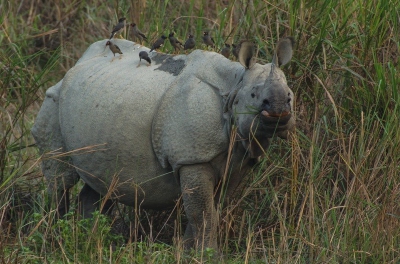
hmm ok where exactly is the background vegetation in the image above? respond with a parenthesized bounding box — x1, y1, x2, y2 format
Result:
(1, 0, 399, 262)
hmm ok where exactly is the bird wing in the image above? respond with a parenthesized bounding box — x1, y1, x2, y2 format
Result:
(114, 44, 123, 54)
(151, 39, 163, 51)
(138, 31, 147, 39)
(112, 23, 124, 33)
(157, 39, 165, 47)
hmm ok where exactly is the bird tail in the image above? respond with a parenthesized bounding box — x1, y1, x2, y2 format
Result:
(109, 32, 115, 39)
(139, 33, 147, 40)
(149, 48, 154, 52)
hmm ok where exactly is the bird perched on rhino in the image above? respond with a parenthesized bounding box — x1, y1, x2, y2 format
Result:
(184, 34, 196, 52)
(109, 17, 126, 39)
(221, 43, 231, 58)
(274, 37, 295, 66)
(130, 23, 147, 46)
(202, 31, 215, 48)
(106, 41, 123, 61)
(149, 35, 167, 52)
(137, 51, 151, 67)
(231, 43, 239, 59)
(168, 32, 183, 53)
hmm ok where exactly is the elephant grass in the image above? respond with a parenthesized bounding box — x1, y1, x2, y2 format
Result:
(1, 0, 400, 262)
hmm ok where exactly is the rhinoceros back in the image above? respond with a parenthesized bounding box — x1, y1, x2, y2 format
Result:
(59, 40, 182, 207)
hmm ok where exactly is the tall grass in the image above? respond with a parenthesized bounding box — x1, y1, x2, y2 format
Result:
(1, 0, 399, 262)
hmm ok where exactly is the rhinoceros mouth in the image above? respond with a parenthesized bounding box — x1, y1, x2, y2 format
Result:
(259, 110, 291, 127)
(261, 110, 289, 118)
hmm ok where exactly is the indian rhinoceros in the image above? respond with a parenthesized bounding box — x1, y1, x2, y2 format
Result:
(31, 37, 295, 251)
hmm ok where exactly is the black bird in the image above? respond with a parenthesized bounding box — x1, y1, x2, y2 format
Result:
(149, 35, 167, 52)
(232, 43, 239, 59)
(202, 31, 215, 48)
(137, 51, 151, 67)
(106, 41, 123, 61)
(130, 23, 147, 45)
(109, 17, 126, 39)
(221, 43, 231, 58)
(168, 32, 183, 53)
(184, 34, 196, 51)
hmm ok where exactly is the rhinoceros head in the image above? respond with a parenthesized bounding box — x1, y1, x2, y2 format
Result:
(229, 38, 295, 157)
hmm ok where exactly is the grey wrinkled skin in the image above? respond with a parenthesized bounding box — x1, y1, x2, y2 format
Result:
(31, 38, 295, 252)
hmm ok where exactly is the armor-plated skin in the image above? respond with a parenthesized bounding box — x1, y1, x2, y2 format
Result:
(32, 38, 295, 252)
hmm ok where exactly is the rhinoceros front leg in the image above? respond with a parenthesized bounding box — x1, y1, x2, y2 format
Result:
(180, 163, 218, 252)
(43, 159, 80, 217)
(78, 183, 114, 218)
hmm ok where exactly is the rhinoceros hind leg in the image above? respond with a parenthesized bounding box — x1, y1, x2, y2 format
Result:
(180, 163, 218, 252)
(78, 183, 114, 218)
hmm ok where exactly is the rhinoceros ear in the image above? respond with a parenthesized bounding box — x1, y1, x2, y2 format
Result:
(272, 36, 295, 67)
(237, 41, 257, 69)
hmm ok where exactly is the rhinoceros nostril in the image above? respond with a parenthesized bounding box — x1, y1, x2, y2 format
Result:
(251, 93, 255, 98)
(263, 99, 269, 105)
(287, 98, 291, 103)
